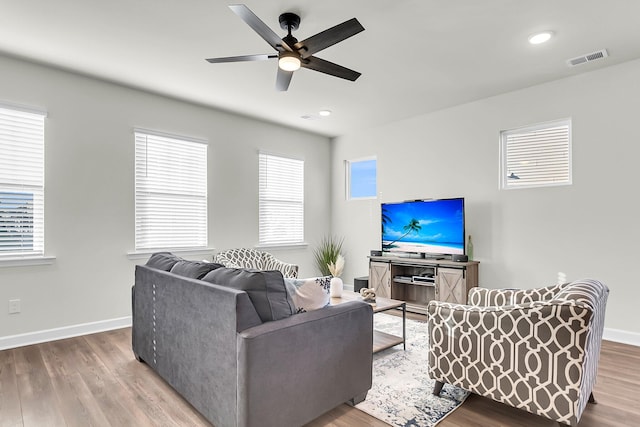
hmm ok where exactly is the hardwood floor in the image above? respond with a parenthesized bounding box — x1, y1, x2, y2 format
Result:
(1, 328, 639, 426)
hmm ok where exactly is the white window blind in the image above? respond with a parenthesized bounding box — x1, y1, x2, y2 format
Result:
(0, 105, 45, 258)
(259, 153, 304, 246)
(135, 130, 208, 250)
(501, 119, 571, 189)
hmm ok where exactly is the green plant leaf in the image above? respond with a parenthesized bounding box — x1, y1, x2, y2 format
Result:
(313, 235, 344, 276)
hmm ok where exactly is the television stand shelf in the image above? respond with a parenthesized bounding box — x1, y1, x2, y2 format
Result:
(368, 255, 479, 314)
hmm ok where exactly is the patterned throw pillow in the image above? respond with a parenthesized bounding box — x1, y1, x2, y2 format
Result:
(284, 276, 331, 313)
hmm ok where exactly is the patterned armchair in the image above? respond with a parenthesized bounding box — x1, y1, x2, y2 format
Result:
(214, 248, 299, 278)
(428, 279, 609, 426)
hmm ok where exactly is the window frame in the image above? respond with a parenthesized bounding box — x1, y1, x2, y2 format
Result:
(500, 118, 572, 190)
(345, 156, 378, 200)
(258, 151, 305, 248)
(133, 128, 209, 253)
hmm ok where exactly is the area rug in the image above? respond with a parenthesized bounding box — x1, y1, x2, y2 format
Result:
(356, 314, 469, 427)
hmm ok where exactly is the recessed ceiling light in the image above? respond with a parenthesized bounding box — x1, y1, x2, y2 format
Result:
(318, 110, 332, 117)
(528, 31, 553, 45)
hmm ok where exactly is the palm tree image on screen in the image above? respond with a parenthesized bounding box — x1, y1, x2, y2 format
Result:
(385, 218, 422, 248)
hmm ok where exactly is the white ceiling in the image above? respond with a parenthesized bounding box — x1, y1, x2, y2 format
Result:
(2, 0, 640, 137)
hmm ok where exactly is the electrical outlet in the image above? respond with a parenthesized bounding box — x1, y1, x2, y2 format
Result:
(9, 299, 20, 314)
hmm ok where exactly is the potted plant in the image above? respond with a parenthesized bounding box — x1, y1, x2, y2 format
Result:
(313, 235, 345, 297)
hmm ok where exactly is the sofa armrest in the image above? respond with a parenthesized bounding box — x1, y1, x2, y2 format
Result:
(236, 301, 373, 427)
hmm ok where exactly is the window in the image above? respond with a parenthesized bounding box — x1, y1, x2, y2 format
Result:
(134, 130, 207, 251)
(346, 157, 377, 199)
(0, 105, 45, 258)
(500, 119, 571, 189)
(258, 152, 304, 246)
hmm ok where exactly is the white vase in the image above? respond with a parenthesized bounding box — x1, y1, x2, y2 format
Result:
(330, 277, 343, 297)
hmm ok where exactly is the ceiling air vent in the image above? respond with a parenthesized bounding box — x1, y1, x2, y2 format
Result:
(567, 49, 608, 67)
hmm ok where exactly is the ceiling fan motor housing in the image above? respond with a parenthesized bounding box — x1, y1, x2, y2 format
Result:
(279, 12, 300, 31)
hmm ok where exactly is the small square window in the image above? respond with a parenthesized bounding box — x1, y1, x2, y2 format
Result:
(346, 158, 377, 199)
(500, 119, 572, 189)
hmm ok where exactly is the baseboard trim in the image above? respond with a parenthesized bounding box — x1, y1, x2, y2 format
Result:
(0, 316, 132, 350)
(1, 317, 637, 350)
(603, 327, 640, 347)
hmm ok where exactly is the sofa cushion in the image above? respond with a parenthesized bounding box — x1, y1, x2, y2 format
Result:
(170, 260, 224, 280)
(284, 276, 331, 313)
(146, 252, 183, 271)
(202, 268, 294, 322)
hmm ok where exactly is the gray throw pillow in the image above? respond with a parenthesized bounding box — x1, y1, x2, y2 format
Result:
(146, 252, 183, 271)
(202, 268, 295, 322)
(170, 260, 224, 280)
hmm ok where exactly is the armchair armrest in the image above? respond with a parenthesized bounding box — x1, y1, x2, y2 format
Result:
(236, 301, 372, 427)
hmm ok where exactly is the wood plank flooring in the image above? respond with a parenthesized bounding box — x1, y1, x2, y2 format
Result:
(1, 327, 639, 426)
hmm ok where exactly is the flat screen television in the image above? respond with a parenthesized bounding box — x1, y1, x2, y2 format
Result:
(381, 198, 465, 257)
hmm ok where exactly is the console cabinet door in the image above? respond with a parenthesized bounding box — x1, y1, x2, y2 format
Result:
(436, 268, 466, 304)
(369, 261, 391, 298)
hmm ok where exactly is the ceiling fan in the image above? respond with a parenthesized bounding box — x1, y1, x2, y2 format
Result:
(206, 4, 365, 91)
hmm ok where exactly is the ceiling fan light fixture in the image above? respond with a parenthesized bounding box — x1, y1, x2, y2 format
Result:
(279, 52, 301, 71)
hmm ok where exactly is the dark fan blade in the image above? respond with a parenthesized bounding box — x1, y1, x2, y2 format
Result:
(229, 4, 293, 52)
(294, 18, 364, 59)
(301, 56, 361, 81)
(276, 68, 293, 91)
(206, 54, 276, 63)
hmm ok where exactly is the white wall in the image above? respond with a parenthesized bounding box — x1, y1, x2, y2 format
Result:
(332, 58, 640, 337)
(0, 54, 331, 339)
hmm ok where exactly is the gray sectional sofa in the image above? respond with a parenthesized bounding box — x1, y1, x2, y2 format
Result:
(132, 253, 373, 427)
